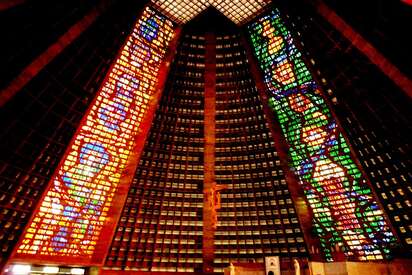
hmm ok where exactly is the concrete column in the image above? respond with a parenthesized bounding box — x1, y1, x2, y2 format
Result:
(0, 0, 115, 107)
(203, 32, 217, 273)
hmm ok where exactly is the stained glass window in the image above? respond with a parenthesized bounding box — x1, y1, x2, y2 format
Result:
(13, 6, 174, 263)
(247, 9, 396, 261)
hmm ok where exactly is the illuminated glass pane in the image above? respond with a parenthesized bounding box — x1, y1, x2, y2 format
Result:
(150, 0, 271, 25)
(247, 9, 396, 261)
(212, 0, 271, 25)
(151, 0, 209, 24)
(15, 6, 174, 262)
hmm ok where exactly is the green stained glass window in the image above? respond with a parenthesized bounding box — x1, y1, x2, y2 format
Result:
(247, 9, 396, 261)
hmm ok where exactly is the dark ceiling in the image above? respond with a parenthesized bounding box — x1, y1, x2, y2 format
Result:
(183, 6, 240, 35)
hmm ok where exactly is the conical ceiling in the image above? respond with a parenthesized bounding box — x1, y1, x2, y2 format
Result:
(150, 0, 271, 25)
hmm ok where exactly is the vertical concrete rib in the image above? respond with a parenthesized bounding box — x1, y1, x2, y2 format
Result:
(0, 0, 113, 107)
(203, 32, 217, 273)
(314, 0, 412, 98)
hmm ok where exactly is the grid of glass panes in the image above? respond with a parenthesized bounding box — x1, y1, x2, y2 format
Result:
(213, 34, 307, 273)
(213, 0, 271, 25)
(104, 34, 205, 273)
(0, 2, 149, 268)
(150, 0, 209, 24)
(14, 6, 174, 261)
(284, 5, 412, 254)
(247, 9, 396, 261)
(150, 0, 271, 25)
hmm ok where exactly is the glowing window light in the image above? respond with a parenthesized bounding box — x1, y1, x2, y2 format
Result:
(247, 9, 396, 261)
(151, 0, 209, 24)
(211, 0, 271, 25)
(11, 265, 31, 275)
(70, 268, 85, 275)
(43, 266, 59, 273)
(14, 6, 174, 261)
(150, 0, 271, 25)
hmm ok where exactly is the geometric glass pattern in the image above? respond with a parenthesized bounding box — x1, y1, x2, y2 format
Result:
(151, 0, 209, 25)
(13, 6, 174, 262)
(213, 0, 271, 25)
(247, 9, 396, 261)
(151, 0, 271, 25)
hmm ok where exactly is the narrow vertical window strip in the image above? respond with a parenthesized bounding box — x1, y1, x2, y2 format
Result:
(13, 6, 174, 263)
(247, 9, 396, 261)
